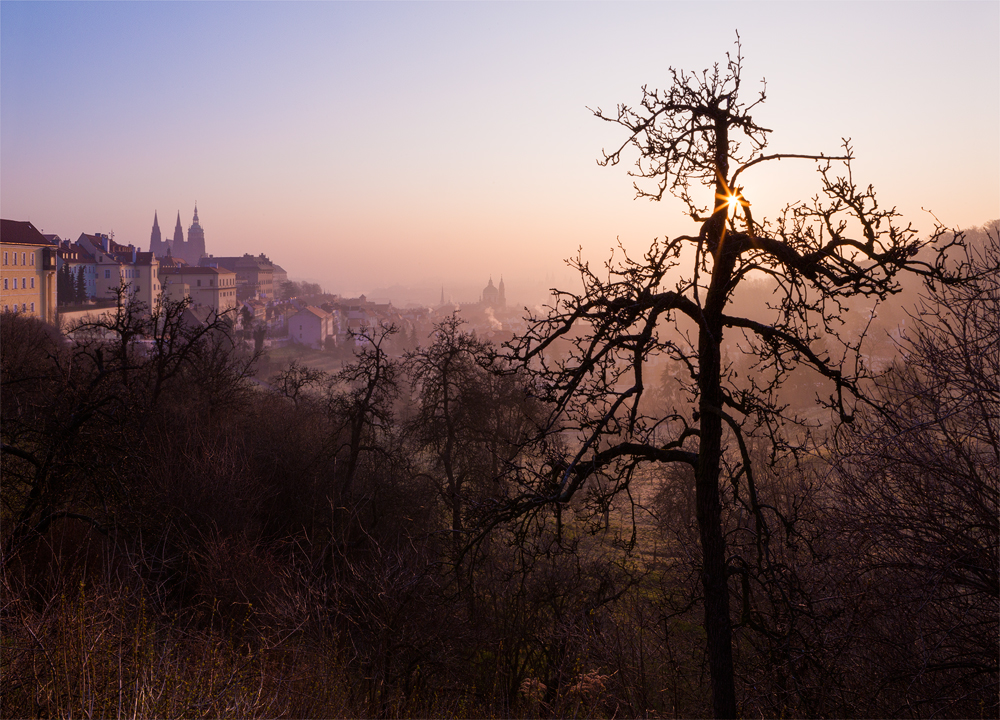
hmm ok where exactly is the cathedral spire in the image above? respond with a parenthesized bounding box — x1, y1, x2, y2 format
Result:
(173, 212, 184, 246)
(149, 210, 163, 255)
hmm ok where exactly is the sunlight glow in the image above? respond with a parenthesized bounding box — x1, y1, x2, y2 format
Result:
(727, 193, 741, 218)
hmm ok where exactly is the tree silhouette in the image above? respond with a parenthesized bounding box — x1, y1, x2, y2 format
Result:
(406, 315, 494, 544)
(1, 286, 250, 565)
(502, 40, 965, 718)
(834, 225, 998, 715)
(74, 267, 87, 303)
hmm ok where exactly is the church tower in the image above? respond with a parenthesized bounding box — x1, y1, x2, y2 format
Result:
(173, 212, 185, 250)
(149, 211, 170, 257)
(186, 203, 206, 264)
(498, 276, 506, 308)
(482, 276, 500, 308)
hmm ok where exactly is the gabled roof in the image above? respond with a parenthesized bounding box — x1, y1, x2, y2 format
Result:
(59, 242, 98, 263)
(293, 305, 333, 320)
(77, 233, 130, 254)
(1, 219, 55, 246)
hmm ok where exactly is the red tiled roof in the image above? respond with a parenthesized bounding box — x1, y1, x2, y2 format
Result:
(1, 219, 55, 246)
(296, 305, 332, 320)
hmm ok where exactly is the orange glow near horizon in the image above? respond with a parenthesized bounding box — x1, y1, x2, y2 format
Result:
(1, 2, 996, 302)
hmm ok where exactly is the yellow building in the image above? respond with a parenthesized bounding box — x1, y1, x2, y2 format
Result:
(1, 219, 58, 323)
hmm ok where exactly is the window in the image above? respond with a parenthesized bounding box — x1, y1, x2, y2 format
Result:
(197, 280, 201, 287)
(3, 305, 7, 312)
(30, 253, 34, 266)
(30, 278, 34, 289)
(30, 302, 34, 312)
(21, 253, 26, 265)
(2, 279, 6, 290)
(21, 303, 26, 312)
(12, 278, 17, 289)
(105, 270, 111, 279)
(12, 253, 17, 266)
(3, 252, 7, 264)
(22, 278, 26, 289)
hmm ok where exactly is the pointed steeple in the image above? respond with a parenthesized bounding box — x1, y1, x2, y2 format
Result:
(149, 211, 163, 255)
(173, 212, 184, 246)
(192, 202, 200, 224)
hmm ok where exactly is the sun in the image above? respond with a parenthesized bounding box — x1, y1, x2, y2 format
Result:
(724, 191, 744, 219)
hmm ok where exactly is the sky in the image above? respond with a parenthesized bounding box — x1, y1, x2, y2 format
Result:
(2, 1, 998, 306)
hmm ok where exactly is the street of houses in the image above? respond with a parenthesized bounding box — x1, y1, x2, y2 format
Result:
(1, 217, 522, 354)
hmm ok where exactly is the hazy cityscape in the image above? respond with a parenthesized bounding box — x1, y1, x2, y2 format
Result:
(2, 3, 997, 719)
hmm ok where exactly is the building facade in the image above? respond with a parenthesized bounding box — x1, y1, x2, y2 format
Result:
(0, 219, 58, 323)
(200, 253, 275, 301)
(78, 233, 160, 310)
(289, 305, 335, 349)
(160, 265, 238, 317)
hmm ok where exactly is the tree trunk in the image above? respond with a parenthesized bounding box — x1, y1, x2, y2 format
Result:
(696, 326, 738, 718)
(697, 164, 738, 718)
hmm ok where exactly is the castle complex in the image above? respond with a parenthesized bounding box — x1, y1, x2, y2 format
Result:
(148, 205, 206, 266)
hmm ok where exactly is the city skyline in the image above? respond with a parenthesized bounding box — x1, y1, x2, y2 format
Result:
(2, 1, 997, 302)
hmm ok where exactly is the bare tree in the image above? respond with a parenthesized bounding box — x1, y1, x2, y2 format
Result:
(833, 224, 999, 716)
(499, 40, 964, 717)
(1, 286, 251, 566)
(326, 323, 401, 543)
(406, 315, 495, 544)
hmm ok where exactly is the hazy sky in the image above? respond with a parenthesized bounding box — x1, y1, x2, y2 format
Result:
(2, 1, 997, 304)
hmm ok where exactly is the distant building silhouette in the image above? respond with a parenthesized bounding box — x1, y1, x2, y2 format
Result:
(149, 211, 165, 256)
(186, 205, 206, 263)
(148, 204, 206, 266)
(481, 276, 506, 309)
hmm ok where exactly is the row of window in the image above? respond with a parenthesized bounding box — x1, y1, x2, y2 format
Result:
(101, 269, 153, 279)
(3, 251, 36, 267)
(3, 302, 35, 313)
(2, 277, 35, 290)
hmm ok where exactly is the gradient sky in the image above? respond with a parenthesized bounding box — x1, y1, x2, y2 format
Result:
(2, 1, 997, 304)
